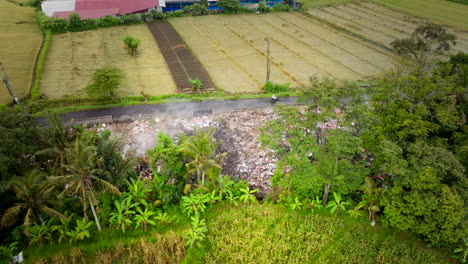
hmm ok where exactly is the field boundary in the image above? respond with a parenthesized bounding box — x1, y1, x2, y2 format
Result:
(31, 30, 50, 100)
(299, 11, 395, 54)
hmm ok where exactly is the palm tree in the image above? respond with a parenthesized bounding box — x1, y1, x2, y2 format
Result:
(1, 170, 67, 234)
(48, 138, 121, 231)
(361, 177, 385, 223)
(181, 128, 226, 186)
(36, 112, 76, 174)
(96, 134, 138, 188)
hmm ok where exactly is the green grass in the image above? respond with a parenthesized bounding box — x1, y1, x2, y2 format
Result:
(301, 0, 468, 29)
(17, 204, 451, 263)
(31, 30, 51, 100)
(27, 91, 302, 116)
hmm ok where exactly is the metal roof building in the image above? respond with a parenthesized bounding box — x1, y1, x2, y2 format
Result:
(42, 0, 163, 20)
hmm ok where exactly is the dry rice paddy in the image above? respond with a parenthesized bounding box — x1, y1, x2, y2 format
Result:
(0, 0, 42, 104)
(40, 25, 176, 99)
(308, 2, 468, 54)
(170, 13, 395, 93)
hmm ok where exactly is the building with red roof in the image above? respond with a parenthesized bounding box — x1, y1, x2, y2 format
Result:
(42, 0, 164, 20)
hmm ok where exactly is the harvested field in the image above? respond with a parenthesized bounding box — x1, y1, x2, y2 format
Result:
(170, 13, 394, 93)
(0, 0, 42, 104)
(40, 25, 175, 99)
(308, 2, 468, 54)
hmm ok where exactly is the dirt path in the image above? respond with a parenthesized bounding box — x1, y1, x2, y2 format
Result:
(147, 21, 215, 93)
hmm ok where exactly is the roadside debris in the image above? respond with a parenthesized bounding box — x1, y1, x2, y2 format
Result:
(102, 109, 278, 196)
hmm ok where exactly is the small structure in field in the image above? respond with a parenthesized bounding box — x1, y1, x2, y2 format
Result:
(42, 0, 165, 20)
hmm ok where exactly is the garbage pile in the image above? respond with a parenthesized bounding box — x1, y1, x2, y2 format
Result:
(102, 109, 278, 196)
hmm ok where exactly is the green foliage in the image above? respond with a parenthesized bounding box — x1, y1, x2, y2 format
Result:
(263, 81, 290, 93)
(289, 197, 303, 210)
(120, 14, 140, 25)
(181, 193, 210, 216)
(109, 197, 137, 233)
(149, 10, 167, 20)
(85, 66, 124, 100)
(258, 1, 271, 12)
(48, 17, 69, 33)
(66, 218, 94, 243)
(0, 108, 39, 185)
(217, 0, 242, 13)
(134, 207, 157, 231)
(0, 242, 18, 260)
(168, 10, 185, 17)
(97, 16, 121, 28)
(271, 3, 291, 11)
(32, 30, 52, 100)
(326, 193, 351, 216)
(188, 77, 203, 91)
(381, 167, 464, 245)
(68, 13, 82, 32)
(28, 219, 54, 246)
(1, 170, 67, 229)
(391, 23, 456, 73)
(183, 3, 208, 15)
(238, 187, 258, 204)
(123, 36, 141, 56)
(181, 128, 226, 186)
(184, 214, 208, 248)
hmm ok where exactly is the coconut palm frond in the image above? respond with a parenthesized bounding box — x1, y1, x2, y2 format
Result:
(91, 176, 121, 196)
(1, 204, 24, 227)
(40, 205, 68, 221)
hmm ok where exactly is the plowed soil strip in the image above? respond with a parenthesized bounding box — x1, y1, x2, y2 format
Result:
(147, 22, 215, 92)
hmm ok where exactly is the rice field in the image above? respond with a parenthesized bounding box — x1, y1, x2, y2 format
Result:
(170, 13, 395, 93)
(40, 25, 176, 99)
(308, 2, 468, 54)
(0, 0, 42, 104)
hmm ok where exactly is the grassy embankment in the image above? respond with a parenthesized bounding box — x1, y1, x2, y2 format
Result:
(22, 204, 450, 264)
(301, 0, 468, 30)
(0, 0, 42, 104)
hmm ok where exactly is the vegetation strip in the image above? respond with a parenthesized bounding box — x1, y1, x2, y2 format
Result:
(31, 30, 51, 100)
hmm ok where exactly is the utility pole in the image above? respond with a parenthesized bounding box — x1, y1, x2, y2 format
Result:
(0, 62, 20, 104)
(264, 37, 270, 82)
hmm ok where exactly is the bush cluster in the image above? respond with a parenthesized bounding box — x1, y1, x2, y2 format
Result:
(36, 10, 169, 34)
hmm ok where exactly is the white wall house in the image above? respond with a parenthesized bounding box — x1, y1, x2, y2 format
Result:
(41, 0, 76, 17)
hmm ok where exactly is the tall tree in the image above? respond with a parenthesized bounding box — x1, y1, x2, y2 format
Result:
(261, 77, 370, 205)
(181, 128, 226, 186)
(391, 23, 456, 74)
(1, 170, 66, 233)
(48, 138, 121, 231)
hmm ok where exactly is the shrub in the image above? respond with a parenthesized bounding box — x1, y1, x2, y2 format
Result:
(150, 9, 168, 20)
(168, 10, 185, 17)
(258, 1, 271, 12)
(68, 13, 82, 32)
(123, 36, 141, 56)
(184, 3, 208, 15)
(97, 16, 121, 28)
(188, 77, 203, 91)
(120, 14, 141, 25)
(217, 0, 242, 13)
(86, 66, 125, 100)
(48, 17, 69, 33)
(263, 81, 290, 93)
(272, 3, 290, 11)
(81, 19, 98, 30)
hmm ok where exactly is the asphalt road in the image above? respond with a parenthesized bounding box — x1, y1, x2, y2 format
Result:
(59, 97, 301, 124)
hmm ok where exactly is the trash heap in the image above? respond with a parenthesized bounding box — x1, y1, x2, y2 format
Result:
(102, 109, 278, 196)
